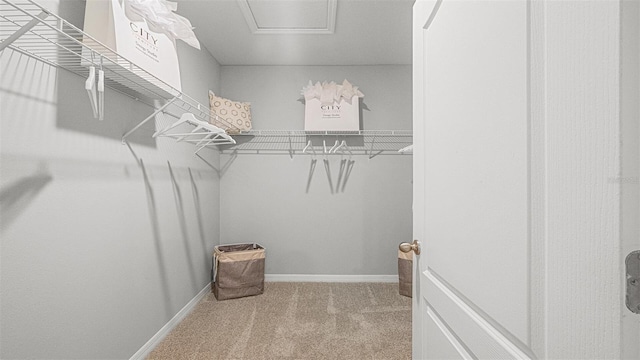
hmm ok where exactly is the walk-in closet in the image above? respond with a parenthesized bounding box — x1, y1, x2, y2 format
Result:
(3, 0, 639, 359)
(1, 0, 413, 358)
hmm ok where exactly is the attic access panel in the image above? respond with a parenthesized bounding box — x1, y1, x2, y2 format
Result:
(238, 0, 337, 34)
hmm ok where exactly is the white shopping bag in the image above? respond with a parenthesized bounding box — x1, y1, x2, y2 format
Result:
(83, 0, 182, 91)
(302, 80, 363, 131)
(304, 96, 360, 131)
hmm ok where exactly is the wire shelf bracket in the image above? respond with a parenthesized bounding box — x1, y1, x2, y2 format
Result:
(121, 96, 179, 143)
(0, 9, 48, 51)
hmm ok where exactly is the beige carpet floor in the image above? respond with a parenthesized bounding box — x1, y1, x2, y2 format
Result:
(147, 282, 411, 360)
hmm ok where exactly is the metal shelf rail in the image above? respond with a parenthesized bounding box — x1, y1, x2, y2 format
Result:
(222, 130, 413, 158)
(0, 0, 239, 148)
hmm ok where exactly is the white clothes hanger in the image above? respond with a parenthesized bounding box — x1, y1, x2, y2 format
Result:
(335, 141, 352, 158)
(332, 140, 349, 154)
(195, 132, 236, 152)
(328, 140, 340, 153)
(97, 69, 104, 120)
(398, 144, 413, 153)
(153, 113, 235, 148)
(302, 140, 318, 159)
(85, 66, 98, 119)
(302, 140, 312, 153)
(152, 112, 197, 138)
(176, 120, 212, 142)
(192, 123, 232, 144)
(186, 122, 233, 144)
(344, 142, 353, 158)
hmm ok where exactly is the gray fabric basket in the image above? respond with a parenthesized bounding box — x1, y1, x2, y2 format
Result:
(211, 243, 265, 301)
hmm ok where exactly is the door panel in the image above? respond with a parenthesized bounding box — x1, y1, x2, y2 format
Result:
(413, 0, 635, 359)
(422, 0, 529, 344)
(425, 270, 530, 358)
(425, 303, 470, 360)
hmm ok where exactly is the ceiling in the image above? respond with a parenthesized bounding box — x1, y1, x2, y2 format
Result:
(176, 0, 414, 66)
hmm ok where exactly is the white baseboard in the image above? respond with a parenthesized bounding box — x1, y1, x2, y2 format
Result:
(265, 274, 398, 283)
(129, 283, 210, 360)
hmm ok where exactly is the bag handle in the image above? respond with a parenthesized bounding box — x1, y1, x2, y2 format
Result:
(211, 252, 218, 287)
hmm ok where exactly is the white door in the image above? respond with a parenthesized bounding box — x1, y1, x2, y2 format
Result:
(410, 0, 640, 359)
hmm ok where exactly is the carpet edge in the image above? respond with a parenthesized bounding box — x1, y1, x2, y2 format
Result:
(129, 283, 211, 360)
(265, 274, 399, 283)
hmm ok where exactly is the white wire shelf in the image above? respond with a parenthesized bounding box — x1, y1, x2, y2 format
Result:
(220, 130, 413, 157)
(0, 0, 179, 99)
(0, 0, 241, 143)
(0, 0, 411, 156)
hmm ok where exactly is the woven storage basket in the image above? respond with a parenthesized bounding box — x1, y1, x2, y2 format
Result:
(211, 243, 265, 300)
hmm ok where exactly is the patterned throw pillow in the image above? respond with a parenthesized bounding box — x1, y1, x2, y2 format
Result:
(209, 91, 252, 134)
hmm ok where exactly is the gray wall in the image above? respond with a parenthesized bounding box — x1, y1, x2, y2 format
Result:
(0, 1, 222, 359)
(0, 3, 413, 356)
(219, 66, 412, 276)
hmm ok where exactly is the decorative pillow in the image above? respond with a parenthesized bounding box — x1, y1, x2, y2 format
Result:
(209, 91, 252, 134)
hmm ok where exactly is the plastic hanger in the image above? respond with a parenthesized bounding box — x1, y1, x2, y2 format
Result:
(195, 132, 236, 152)
(85, 66, 98, 119)
(152, 112, 196, 138)
(187, 121, 235, 148)
(328, 140, 340, 153)
(176, 120, 211, 142)
(302, 140, 318, 159)
(332, 140, 348, 154)
(302, 140, 312, 154)
(398, 144, 413, 153)
(153, 113, 235, 147)
(97, 69, 104, 120)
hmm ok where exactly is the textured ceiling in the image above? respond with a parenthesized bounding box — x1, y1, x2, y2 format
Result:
(176, 0, 414, 66)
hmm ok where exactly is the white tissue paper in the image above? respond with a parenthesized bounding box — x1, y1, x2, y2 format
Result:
(301, 79, 365, 105)
(123, 0, 201, 49)
(302, 80, 364, 131)
(83, 0, 202, 93)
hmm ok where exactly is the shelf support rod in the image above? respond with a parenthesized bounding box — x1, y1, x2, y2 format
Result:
(368, 134, 377, 158)
(121, 95, 179, 143)
(0, 11, 49, 51)
(369, 150, 383, 159)
(288, 133, 293, 159)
